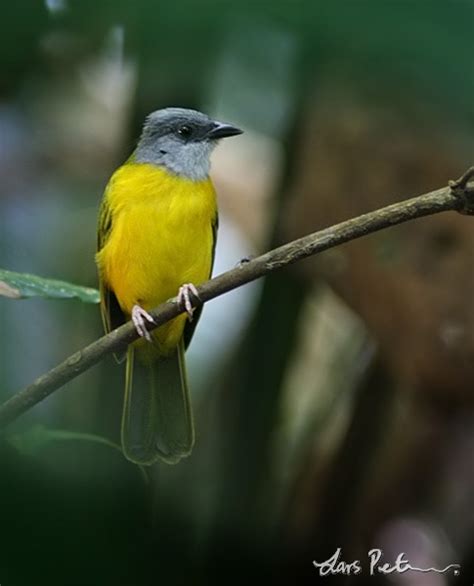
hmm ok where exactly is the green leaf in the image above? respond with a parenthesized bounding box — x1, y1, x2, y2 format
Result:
(6, 424, 149, 484)
(6, 424, 119, 457)
(0, 268, 100, 303)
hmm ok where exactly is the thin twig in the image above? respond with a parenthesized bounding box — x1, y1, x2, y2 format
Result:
(448, 166, 474, 190)
(0, 176, 472, 429)
(448, 166, 474, 214)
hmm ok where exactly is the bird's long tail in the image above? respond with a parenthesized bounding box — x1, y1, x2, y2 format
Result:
(121, 339, 194, 465)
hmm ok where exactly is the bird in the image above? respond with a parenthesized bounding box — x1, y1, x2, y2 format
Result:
(96, 107, 242, 465)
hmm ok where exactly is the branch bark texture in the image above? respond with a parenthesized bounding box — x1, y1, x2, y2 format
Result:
(0, 174, 473, 429)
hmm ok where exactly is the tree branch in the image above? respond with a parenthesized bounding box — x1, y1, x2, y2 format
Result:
(0, 172, 473, 429)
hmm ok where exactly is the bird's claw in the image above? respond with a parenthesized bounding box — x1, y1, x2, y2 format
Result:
(177, 283, 200, 321)
(131, 304, 155, 342)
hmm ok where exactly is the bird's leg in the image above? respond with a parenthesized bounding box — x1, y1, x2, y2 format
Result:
(177, 283, 200, 321)
(131, 304, 156, 342)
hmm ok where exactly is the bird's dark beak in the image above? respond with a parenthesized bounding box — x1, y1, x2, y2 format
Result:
(206, 121, 243, 139)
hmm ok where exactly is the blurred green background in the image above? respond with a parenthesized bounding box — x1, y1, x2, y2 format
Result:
(1, 1, 473, 584)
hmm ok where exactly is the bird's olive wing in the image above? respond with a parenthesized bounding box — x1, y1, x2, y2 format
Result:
(183, 212, 218, 349)
(97, 196, 126, 337)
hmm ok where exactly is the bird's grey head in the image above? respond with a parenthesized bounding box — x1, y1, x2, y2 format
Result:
(134, 107, 243, 181)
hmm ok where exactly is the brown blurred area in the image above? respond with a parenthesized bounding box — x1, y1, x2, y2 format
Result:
(285, 82, 474, 398)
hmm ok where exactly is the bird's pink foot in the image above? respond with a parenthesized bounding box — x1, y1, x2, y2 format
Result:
(177, 283, 200, 321)
(131, 304, 155, 342)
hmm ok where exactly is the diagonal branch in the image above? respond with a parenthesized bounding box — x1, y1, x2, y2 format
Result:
(0, 173, 473, 429)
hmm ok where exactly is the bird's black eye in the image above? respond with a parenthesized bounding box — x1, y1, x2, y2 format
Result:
(177, 125, 193, 139)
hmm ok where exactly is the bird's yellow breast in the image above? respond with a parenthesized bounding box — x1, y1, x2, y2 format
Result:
(96, 162, 217, 355)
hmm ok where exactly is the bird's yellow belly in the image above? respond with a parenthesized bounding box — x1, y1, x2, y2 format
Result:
(98, 166, 216, 356)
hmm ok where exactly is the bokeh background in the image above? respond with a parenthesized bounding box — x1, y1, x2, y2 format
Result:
(1, 1, 473, 584)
